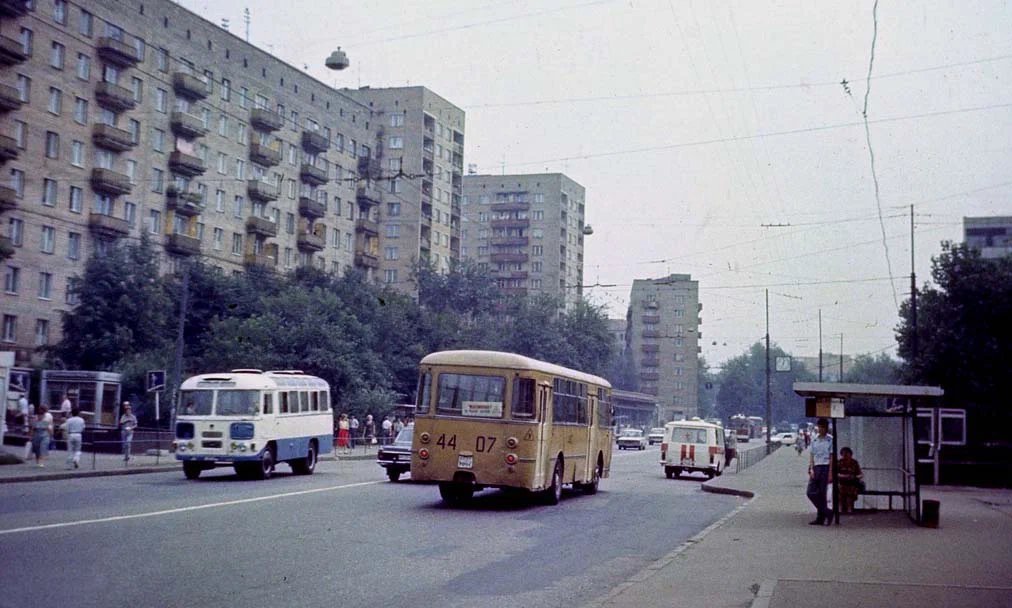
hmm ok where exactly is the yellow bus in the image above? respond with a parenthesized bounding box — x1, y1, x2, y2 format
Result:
(410, 350, 613, 505)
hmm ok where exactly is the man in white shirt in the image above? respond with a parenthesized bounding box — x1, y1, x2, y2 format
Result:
(807, 418, 834, 525)
(61, 408, 86, 469)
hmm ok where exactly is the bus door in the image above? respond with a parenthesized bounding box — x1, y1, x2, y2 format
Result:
(536, 381, 552, 488)
(585, 392, 598, 481)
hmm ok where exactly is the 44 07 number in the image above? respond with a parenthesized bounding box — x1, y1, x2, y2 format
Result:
(434, 434, 497, 452)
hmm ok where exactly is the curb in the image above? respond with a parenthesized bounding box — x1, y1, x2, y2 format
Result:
(701, 481, 756, 499)
(0, 465, 180, 483)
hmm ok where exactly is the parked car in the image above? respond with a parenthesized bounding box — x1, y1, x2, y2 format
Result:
(377, 424, 413, 481)
(617, 428, 647, 450)
(772, 432, 797, 445)
(647, 427, 665, 445)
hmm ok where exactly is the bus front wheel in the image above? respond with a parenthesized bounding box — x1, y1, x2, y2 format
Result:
(183, 461, 202, 480)
(256, 448, 275, 480)
(542, 460, 563, 505)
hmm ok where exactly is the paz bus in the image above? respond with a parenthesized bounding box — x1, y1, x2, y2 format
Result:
(175, 369, 333, 480)
(410, 350, 613, 505)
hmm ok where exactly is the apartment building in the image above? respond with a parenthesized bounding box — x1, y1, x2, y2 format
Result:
(964, 216, 1012, 259)
(0, 0, 463, 363)
(627, 274, 701, 421)
(342, 86, 465, 291)
(461, 173, 587, 308)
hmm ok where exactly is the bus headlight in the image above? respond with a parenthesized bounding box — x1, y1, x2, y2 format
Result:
(506, 436, 519, 449)
(419, 432, 431, 444)
(187, 442, 195, 450)
(418, 448, 430, 460)
(505, 453, 518, 466)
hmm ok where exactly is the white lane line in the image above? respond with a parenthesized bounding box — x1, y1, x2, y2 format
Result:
(0, 480, 383, 536)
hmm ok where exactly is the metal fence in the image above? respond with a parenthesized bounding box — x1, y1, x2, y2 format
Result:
(734, 441, 781, 474)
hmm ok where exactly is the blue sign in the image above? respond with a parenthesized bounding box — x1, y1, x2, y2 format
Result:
(147, 370, 166, 392)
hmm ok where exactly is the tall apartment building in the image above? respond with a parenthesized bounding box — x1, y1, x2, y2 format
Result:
(0, 0, 462, 364)
(342, 87, 465, 290)
(627, 274, 701, 421)
(461, 173, 587, 308)
(964, 216, 1012, 259)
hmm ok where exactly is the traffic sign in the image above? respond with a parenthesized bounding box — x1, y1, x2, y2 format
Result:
(147, 370, 166, 392)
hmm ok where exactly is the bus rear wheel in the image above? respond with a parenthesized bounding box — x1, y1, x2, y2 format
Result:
(387, 469, 401, 482)
(581, 458, 602, 494)
(291, 442, 317, 475)
(183, 461, 202, 480)
(439, 482, 473, 505)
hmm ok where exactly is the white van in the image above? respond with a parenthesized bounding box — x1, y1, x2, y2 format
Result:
(660, 418, 725, 479)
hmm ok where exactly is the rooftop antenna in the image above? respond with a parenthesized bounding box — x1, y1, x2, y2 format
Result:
(244, 8, 250, 42)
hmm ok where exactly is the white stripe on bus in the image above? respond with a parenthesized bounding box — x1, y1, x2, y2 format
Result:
(0, 480, 382, 536)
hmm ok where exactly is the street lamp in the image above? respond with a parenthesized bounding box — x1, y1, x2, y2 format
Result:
(325, 48, 350, 71)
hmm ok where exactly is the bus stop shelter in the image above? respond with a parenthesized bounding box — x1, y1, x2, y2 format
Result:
(792, 382, 944, 525)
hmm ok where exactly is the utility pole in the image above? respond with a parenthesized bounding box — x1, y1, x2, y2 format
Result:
(839, 334, 844, 381)
(818, 309, 823, 382)
(910, 205, 918, 366)
(244, 8, 251, 42)
(765, 289, 772, 451)
(169, 263, 190, 432)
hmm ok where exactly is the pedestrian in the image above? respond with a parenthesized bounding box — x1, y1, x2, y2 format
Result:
(21, 400, 35, 460)
(806, 418, 834, 525)
(381, 415, 393, 444)
(30, 405, 53, 467)
(119, 402, 138, 462)
(837, 447, 864, 514)
(61, 407, 86, 469)
(394, 417, 405, 435)
(337, 413, 351, 454)
(59, 393, 72, 416)
(349, 415, 359, 448)
(364, 414, 376, 446)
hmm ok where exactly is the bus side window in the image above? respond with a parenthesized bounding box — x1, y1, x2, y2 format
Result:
(321, 391, 330, 412)
(299, 391, 309, 413)
(512, 378, 536, 418)
(311, 391, 319, 411)
(280, 392, 289, 414)
(263, 393, 273, 415)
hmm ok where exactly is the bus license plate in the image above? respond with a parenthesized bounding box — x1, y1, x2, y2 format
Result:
(458, 455, 473, 469)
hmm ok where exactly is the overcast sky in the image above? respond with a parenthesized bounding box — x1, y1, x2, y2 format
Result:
(178, 0, 1011, 367)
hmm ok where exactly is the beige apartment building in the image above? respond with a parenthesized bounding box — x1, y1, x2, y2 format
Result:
(342, 87, 465, 289)
(0, 0, 463, 363)
(461, 173, 587, 309)
(627, 274, 701, 421)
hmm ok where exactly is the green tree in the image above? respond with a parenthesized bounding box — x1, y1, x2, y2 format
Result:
(697, 357, 717, 419)
(53, 235, 170, 369)
(845, 353, 900, 384)
(896, 242, 1012, 410)
(714, 342, 814, 424)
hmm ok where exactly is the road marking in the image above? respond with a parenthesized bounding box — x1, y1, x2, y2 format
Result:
(0, 480, 383, 536)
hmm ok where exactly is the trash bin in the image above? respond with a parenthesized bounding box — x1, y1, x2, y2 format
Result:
(921, 499, 940, 528)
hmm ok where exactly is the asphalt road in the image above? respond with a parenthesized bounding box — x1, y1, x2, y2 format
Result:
(0, 445, 743, 608)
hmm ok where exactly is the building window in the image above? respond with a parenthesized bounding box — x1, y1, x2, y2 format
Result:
(16, 74, 30, 102)
(384, 246, 398, 261)
(390, 113, 404, 127)
(71, 141, 84, 166)
(37, 272, 52, 299)
(212, 227, 223, 250)
(151, 128, 164, 152)
(157, 47, 168, 72)
(231, 233, 242, 255)
(73, 97, 88, 124)
(125, 160, 137, 184)
(217, 153, 227, 174)
(221, 78, 230, 101)
(65, 278, 80, 305)
(286, 213, 295, 234)
(40, 226, 55, 253)
(53, 0, 67, 24)
(13, 120, 26, 148)
(388, 136, 403, 149)
(151, 168, 164, 193)
(4, 265, 19, 294)
(218, 114, 228, 136)
(154, 88, 167, 112)
(239, 87, 249, 108)
(124, 201, 136, 226)
(47, 87, 62, 114)
(10, 169, 24, 198)
(331, 228, 340, 249)
(8, 217, 24, 246)
(92, 193, 111, 215)
(67, 232, 81, 259)
(50, 41, 65, 69)
(233, 196, 244, 218)
(215, 189, 225, 212)
(42, 179, 57, 205)
(131, 77, 143, 102)
(235, 159, 245, 179)
(148, 210, 161, 234)
(35, 319, 50, 345)
(385, 224, 400, 238)
(79, 9, 93, 36)
(19, 27, 32, 56)
(45, 131, 59, 158)
(2, 315, 15, 343)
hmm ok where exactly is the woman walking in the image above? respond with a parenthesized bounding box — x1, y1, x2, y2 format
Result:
(30, 405, 54, 467)
(337, 414, 351, 454)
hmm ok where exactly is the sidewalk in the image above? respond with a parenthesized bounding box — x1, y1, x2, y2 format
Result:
(588, 446, 1012, 608)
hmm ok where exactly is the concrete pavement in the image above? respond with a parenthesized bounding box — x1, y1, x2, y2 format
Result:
(586, 445, 1012, 608)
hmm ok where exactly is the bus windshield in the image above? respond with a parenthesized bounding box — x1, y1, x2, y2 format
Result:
(179, 390, 213, 415)
(216, 390, 260, 416)
(436, 373, 505, 418)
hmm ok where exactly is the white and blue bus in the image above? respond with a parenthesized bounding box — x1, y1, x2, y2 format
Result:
(175, 369, 333, 480)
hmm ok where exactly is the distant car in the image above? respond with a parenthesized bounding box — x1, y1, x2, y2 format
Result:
(617, 429, 647, 450)
(377, 425, 413, 481)
(647, 427, 665, 445)
(772, 432, 796, 445)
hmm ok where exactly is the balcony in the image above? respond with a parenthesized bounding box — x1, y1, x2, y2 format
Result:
(642, 299, 659, 309)
(356, 186, 380, 207)
(639, 372, 660, 382)
(95, 81, 136, 112)
(0, 185, 16, 213)
(88, 213, 130, 239)
(91, 123, 135, 152)
(165, 233, 201, 256)
(168, 151, 206, 177)
(0, 83, 21, 112)
(245, 216, 278, 238)
(493, 270, 529, 281)
(166, 187, 204, 217)
(420, 213, 432, 228)
(490, 218, 530, 230)
(250, 108, 283, 131)
(90, 168, 132, 196)
(640, 387, 659, 396)
(301, 130, 329, 153)
(355, 218, 379, 235)
(490, 252, 528, 264)
(298, 197, 325, 219)
(296, 230, 325, 252)
(244, 251, 277, 269)
(501, 287, 529, 297)
(96, 37, 140, 67)
(357, 156, 380, 179)
(299, 163, 328, 186)
(170, 111, 208, 139)
(491, 201, 530, 213)
(171, 71, 210, 100)
(641, 315, 660, 325)
(247, 179, 279, 202)
(641, 329, 660, 339)
(641, 344, 659, 353)
(0, 134, 17, 163)
(249, 142, 280, 167)
(641, 358, 660, 368)
(0, 0, 29, 17)
(0, 35, 27, 66)
(354, 251, 380, 269)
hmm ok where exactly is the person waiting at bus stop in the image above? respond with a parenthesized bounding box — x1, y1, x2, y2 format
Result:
(806, 418, 833, 525)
